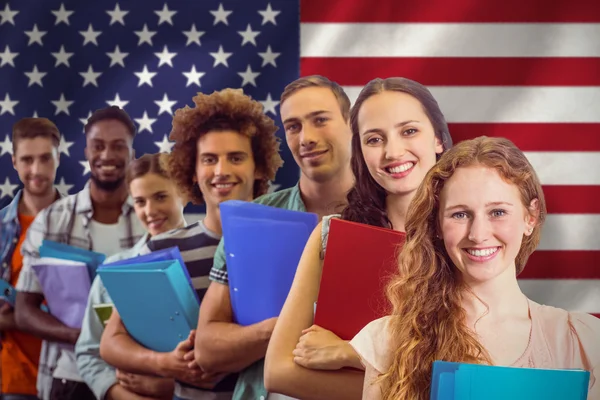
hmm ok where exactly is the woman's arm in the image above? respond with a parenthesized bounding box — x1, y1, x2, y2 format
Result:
(264, 222, 365, 400)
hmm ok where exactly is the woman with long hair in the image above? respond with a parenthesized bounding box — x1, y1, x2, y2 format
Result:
(350, 136, 600, 399)
(76, 152, 187, 400)
(264, 77, 453, 400)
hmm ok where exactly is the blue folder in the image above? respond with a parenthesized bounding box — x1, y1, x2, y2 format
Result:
(430, 361, 590, 400)
(97, 260, 200, 352)
(99, 246, 199, 303)
(219, 200, 318, 326)
(39, 240, 106, 280)
(0, 279, 48, 312)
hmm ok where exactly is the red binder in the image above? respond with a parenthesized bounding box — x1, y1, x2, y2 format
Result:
(314, 218, 406, 340)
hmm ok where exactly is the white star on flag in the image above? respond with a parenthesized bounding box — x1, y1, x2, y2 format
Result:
(51, 94, 74, 115)
(106, 45, 129, 67)
(210, 45, 233, 67)
(182, 65, 205, 87)
(79, 24, 102, 46)
(51, 3, 74, 25)
(80, 65, 102, 87)
(258, 3, 280, 25)
(155, 94, 177, 115)
(0, 94, 18, 116)
(182, 24, 204, 46)
(106, 3, 129, 26)
(210, 3, 232, 26)
(258, 46, 280, 67)
(51, 45, 74, 67)
(135, 111, 157, 133)
(24, 24, 47, 46)
(55, 177, 74, 195)
(80, 111, 93, 128)
(0, 135, 12, 157)
(154, 46, 177, 67)
(260, 94, 279, 115)
(0, 4, 19, 25)
(154, 135, 175, 153)
(107, 94, 129, 109)
(0, 46, 18, 67)
(134, 24, 157, 46)
(0, 178, 18, 199)
(238, 65, 260, 87)
(58, 135, 74, 157)
(238, 24, 260, 46)
(134, 65, 157, 87)
(155, 3, 177, 25)
(79, 161, 91, 175)
(24, 65, 47, 87)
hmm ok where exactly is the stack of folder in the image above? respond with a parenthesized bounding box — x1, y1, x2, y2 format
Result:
(219, 200, 318, 326)
(98, 254, 200, 352)
(314, 218, 406, 340)
(430, 361, 590, 399)
(31, 240, 106, 329)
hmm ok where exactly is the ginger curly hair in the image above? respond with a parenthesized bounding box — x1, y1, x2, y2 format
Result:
(167, 89, 284, 205)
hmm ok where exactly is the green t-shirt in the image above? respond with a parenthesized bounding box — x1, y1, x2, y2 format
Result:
(208, 182, 306, 400)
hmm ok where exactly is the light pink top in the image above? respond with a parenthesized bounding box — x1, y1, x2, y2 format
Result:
(350, 299, 600, 399)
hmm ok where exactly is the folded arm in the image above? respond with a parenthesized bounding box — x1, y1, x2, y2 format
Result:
(263, 221, 364, 400)
(194, 281, 277, 374)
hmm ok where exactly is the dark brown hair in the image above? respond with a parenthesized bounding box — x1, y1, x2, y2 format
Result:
(168, 88, 284, 205)
(12, 117, 60, 154)
(341, 77, 453, 228)
(280, 75, 351, 122)
(84, 106, 136, 137)
(380, 136, 546, 399)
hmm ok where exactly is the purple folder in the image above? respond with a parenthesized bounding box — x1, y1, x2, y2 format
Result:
(32, 259, 91, 329)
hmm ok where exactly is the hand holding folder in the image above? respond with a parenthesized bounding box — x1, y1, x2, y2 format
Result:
(219, 200, 318, 326)
(314, 218, 406, 340)
(98, 260, 200, 352)
(430, 361, 590, 400)
(32, 258, 92, 328)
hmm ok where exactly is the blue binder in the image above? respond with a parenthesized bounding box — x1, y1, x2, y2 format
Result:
(219, 200, 318, 326)
(39, 240, 106, 280)
(431, 361, 590, 400)
(0, 279, 48, 312)
(99, 246, 199, 303)
(97, 260, 200, 352)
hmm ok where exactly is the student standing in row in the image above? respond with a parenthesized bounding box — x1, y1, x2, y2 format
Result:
(76, 153, 188, 400)
(99, 88, 284, 400)
(15, 107, 146, 400)
(194, 76, 355, 400)
(264, 77, 453, 400)
(0, 118, 63, 400)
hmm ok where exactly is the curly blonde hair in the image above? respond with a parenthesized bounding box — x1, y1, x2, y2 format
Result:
(167, 89, 284, 205)
(379, 136, 546, 399)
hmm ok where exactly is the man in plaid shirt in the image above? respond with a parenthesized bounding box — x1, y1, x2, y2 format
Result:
(14, 107, 145, 400)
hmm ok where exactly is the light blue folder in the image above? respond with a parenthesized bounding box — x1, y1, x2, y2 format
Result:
(430, 361, 590, 400)
(99, 246, 199, 302)
(0, 279, 48, 312)
(219, 200, 318, 326)
(39, 240, 106, 280)
(98, 260, 200, 352)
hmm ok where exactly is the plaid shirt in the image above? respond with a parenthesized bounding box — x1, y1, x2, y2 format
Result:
(15, 183, 145, 400)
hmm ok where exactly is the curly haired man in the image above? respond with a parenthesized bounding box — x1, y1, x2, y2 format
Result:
(99, 88, 284, 400)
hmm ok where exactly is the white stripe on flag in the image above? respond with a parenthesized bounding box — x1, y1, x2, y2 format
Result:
(526, 153, 600, 185)
(342, 86, 600, 123)
(519, 279, 600, 314)
(301, 23, 600, 57)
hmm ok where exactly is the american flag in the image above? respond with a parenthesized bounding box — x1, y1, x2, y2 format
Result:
(1, 0, 599, 317)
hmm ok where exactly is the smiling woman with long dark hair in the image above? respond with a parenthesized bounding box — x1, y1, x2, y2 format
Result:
(264, 77, 454, 400)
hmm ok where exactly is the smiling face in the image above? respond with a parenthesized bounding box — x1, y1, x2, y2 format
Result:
(357, 91, 443, 196)
(85, 119, 134, 192)
(129, 172, 185, 237)
(195, 130, 260, 209)
(12, 136, 59, 197)
(439, 165, 537, 285)
(281, 86, 352, 183)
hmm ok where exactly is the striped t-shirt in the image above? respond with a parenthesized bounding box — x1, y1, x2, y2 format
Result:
(137, 219, 238, 399)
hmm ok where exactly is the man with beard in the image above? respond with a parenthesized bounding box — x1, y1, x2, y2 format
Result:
(0, 118, 63, 400)
(14, 106, 146, 400)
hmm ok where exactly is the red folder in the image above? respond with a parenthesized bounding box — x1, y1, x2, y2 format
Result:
(314, 218, 406, 340)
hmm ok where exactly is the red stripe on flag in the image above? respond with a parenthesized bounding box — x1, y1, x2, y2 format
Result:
(447, 124, 600, 152)
(520, 251, 600, 279)
(543, 186, 600, 214)
(301, 0, 600, 22)
(301, 58, 600, 87)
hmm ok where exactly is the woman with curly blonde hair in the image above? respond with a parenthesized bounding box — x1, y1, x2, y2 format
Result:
(350, 136, 600, 399)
